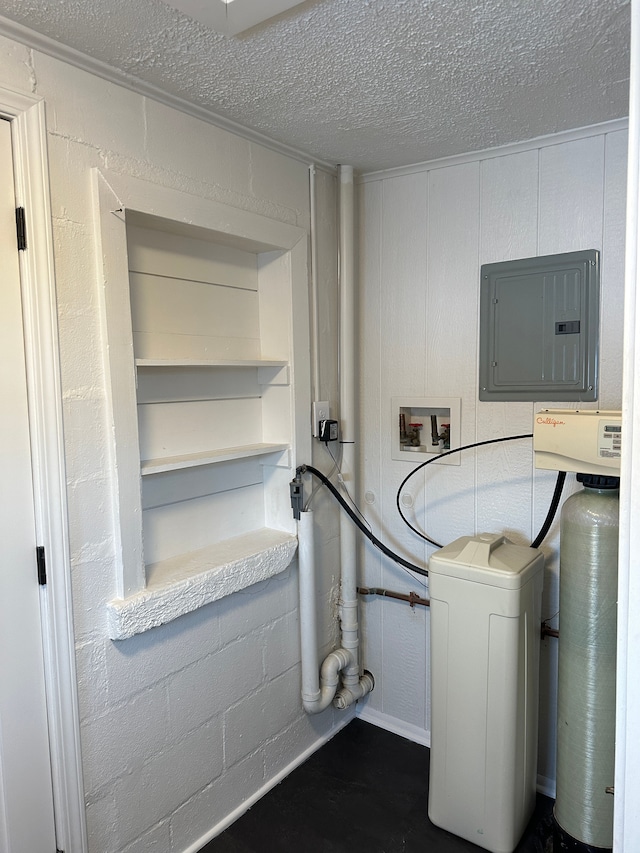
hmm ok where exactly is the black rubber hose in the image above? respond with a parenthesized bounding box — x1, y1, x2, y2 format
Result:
(297, 464, 429, 577)
(395, 434, 534, 548)
(530, 470, 566, 549)
(299, 433, 561, 582)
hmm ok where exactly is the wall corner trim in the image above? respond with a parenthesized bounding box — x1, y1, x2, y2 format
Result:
(359, 118, 630, 183)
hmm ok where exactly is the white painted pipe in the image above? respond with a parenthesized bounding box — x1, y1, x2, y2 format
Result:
(334, 164, 373, 709)
(298, 510, 353, 714)
(338, 164, 359, 686)
(298, 167, 373, 716)
(308, 165, 321, 401)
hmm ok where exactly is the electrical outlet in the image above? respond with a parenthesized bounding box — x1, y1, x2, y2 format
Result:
(312, 401, 330, 437)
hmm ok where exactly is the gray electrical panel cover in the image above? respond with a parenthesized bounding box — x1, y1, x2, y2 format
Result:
(479, 250, 599, 402)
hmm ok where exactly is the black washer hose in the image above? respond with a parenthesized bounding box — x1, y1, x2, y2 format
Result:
(531, 470, 567, 549)
(297, 464, 429, 577)
(396, 434, 566, 549)
(298, 434, 565, 581)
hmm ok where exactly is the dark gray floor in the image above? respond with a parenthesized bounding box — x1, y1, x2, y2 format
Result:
(200, 719, 554, 853)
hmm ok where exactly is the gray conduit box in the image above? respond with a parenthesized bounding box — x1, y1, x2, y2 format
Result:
(479, 250, 599, 402)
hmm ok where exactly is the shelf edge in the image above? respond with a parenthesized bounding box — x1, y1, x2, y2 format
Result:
(140, 443, 290, 474)
(135, 358, 288, 368)
(106, 530, 298, 640)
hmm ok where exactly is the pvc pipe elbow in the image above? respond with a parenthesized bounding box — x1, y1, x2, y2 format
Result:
(321, 648, 352, 687)
(333, 670, 375, 710)
(303, 648, 354, 715)
(302, 692, 333, 715)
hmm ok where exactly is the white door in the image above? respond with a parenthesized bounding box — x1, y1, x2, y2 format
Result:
(0, 117, 57, 852)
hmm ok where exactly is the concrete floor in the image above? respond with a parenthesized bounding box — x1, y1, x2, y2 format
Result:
(201, 719, 554, 853)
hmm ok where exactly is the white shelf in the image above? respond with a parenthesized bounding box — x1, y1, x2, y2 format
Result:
(94, 180, 308, 633)
(136, 358, 288, 368)
(145, 527, 294, 587)
(140, 442, 290, 474)
(106, 528, 298, 640)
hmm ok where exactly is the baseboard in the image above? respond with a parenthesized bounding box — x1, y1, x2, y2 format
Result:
(356, 705, 431, 748)
(181, 714, 354, 853)
(358, 706, 556, 801)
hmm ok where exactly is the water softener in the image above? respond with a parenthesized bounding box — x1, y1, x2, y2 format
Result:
(534, 410, 621, 852)
(555, 474, 619, 849)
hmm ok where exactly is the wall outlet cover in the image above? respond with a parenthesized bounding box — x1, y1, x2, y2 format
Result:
(312, 401, 330, 437)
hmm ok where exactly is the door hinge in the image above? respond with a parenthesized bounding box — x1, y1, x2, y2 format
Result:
(36, 545, 47, 585)
(15, 206, 27, 251)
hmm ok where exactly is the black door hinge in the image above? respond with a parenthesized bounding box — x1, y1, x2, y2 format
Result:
(15, 206, 27, 251)
(36, 545, 47, 585)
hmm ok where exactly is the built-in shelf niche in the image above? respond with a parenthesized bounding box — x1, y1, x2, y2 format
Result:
(93, 169, 310, 639)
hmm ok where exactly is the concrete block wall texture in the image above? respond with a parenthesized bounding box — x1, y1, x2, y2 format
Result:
(356, 125, 627, 792)
(0, 33, 345, 853)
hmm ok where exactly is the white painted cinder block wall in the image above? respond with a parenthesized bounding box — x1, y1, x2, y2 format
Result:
(356, 124, 627, 792)
(0, 33, 346, 853)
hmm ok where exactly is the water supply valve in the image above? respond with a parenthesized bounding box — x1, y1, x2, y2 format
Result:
(439, 423, 451, 450)
(408, 423, 423, 447)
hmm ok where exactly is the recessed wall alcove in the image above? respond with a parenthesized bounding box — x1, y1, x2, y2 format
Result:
(93, 169, 311, 639)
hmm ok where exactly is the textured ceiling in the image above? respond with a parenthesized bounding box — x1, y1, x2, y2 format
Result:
(0, 0, 631, 172)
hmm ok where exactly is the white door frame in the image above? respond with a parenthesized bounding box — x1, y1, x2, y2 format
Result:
(1, 87, 87, 853)
(616, 1, 640, 849)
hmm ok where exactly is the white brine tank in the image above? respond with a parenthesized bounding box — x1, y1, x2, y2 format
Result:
(428, 533, 544, 853)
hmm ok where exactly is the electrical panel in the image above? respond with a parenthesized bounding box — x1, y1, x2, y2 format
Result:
(479, 250, 599, 402)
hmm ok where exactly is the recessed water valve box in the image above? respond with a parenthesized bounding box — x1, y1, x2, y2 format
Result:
(479, 250, 599, 402)
(391, 397, 460, 465)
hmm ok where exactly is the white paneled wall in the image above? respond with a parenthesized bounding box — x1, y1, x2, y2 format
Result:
(357, 125, 626, 789)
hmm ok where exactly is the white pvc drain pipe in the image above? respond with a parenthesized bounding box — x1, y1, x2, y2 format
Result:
(298, 165, 373, 714)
